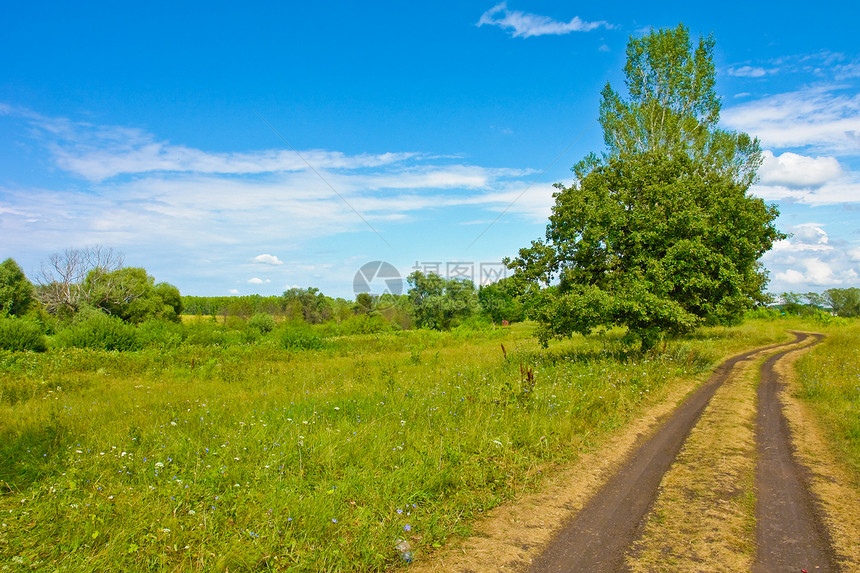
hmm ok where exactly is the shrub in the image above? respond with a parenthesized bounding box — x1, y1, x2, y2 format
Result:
(182, 321, 245, 347)
(0, 317, 47, 352)
(53, 310, 141, 351)
(325, 314, 390, 336)
(249, 312, 276, 333)
(136, 319, 184, 349)
(280, 322, 325, 350)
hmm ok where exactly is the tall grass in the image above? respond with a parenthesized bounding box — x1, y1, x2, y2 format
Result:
(794, 319, 860, 481)
(0, 320, 794, 571)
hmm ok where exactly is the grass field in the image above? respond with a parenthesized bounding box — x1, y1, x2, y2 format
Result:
(0, 317, 853, 571)
(794, 320, 860, 482)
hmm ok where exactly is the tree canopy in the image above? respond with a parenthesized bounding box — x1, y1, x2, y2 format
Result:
(0, 258, 34, 317)
(507, 24, 784, 349)
(407, 271, 478, 329)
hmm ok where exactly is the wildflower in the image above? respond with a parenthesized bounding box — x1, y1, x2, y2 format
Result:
(404, 524, 411, 532)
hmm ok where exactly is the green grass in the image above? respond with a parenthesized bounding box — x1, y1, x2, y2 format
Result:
(794, 319, 860, 482)
(0, 319, 798, 571)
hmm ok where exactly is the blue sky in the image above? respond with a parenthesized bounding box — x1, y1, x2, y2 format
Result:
(2, 1, 858, 299)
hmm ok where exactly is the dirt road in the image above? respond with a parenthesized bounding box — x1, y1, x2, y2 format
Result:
(754, 334, 837, 572)
(414, 332, 857, 572)
(528, 332, 843, 572)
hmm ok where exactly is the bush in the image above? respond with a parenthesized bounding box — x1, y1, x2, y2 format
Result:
(745, 306, 780, 320)
(53, 310, 141, 351)
(0, 317, 47, 352)
(280, 322, 325, 350)
(136, 319, 184, 349)
(249, 312, 276, 333)
(323, 314, 390, 336)
(182, 322, 245, 347)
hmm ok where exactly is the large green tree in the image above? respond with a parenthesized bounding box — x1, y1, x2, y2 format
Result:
(0, 258, 34, 316)
(83, 266, 183, 323)
(825, 287, 860, 318)
(508, 25, 784, 349)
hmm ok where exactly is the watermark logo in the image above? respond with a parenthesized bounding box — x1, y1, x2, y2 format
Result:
(353, 261, 403, 297)
(411, 261, 507, 286)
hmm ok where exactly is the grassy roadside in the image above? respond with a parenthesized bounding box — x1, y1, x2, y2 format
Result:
(788, 320, 860, 569)
(794, 320, 860, 483)
(0, 319, 800, 571)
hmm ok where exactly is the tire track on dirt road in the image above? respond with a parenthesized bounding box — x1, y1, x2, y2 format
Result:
(527, 334, 809, 573)
(754, 333, 839, 572)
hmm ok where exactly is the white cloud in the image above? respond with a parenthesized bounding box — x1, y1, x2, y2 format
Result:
(722, 86, 860, 153)
(751, 180, 860, 205)
(763, 223, 860, 293)
(228, 288, 240, 295)
(477, 3, 612, 38)
(791, 224, 830, 246)
(253, 254, 284, 265)
(758, 150, 843, 188)
(7, 107, 421, 182)
(727, 66, 771, 78)
(769, 225, 831, 257)
(1, 107, 557, 295)
(774, 258, 839, 286)
(247, 277, 271, 284)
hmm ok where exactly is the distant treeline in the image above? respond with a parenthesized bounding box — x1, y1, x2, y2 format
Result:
(777, 288, 860, 318)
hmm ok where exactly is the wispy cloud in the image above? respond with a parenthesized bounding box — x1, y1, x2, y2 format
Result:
(0, 107, 552, 269)
(726, 51, 857, 81)
(722, 86, 860, 153)
(477, 2, 612, 38)
(727, 65, 773, 78)
(4, 106, 421, 182)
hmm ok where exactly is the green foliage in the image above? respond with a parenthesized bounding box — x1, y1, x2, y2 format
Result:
(825, 287, 860, 317)
(53, 308, 142, 351)
(181, 321, 246, 347)
(796, 322, 860, 479)
(478, 277, 526, 323)
(135, 319, 184, 349)
(508, 25, 783, 350)
(182, 294, 287, 318)
(283, 287, 335, 323)
(0, 317, 47, 352)
(0, 258, 35, 317)
(83, 267, 182, 324)
(248, 312, 276, 333)
(279, 321, 326, 350)
(407, 271, 479, 330)
(323, 313, 392, 336)
(599, 24, 761, 186)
